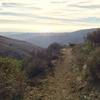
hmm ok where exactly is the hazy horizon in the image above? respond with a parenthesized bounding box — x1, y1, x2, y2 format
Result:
(0, 0, 100, 32)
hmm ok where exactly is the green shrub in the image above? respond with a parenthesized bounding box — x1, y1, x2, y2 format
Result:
(0, 57, 26, 100)
(87, 48, 100, 83)
(82, 42, 94, 55)
(23, 51, 49, 79)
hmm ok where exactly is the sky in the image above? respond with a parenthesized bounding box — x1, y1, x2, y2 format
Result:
(0, 0, 100, 32)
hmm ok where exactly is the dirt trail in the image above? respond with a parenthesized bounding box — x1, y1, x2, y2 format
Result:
(24, 48, 79, 100)
(40, 48, 79, 100)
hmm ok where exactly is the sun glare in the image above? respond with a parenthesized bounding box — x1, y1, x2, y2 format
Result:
(39, 27, 53, 34)
(40, 29, 51, 33)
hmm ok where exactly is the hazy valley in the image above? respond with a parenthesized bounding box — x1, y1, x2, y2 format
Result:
(1, 28, 96, 48)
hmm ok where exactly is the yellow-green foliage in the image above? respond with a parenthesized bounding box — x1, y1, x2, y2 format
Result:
(0, 57, 22, 74)
(82, 42, 94, 54)
(87, 48, 100, 82)
(0, 57, 25, 100)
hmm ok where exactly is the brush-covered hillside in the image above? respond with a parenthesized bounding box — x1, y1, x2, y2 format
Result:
(0, 35, 42, 59)
(0, 29, 100, 100)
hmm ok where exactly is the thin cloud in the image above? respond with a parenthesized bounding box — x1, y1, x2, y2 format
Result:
(1, 2, 22, 7)
(0, 12, 26, 16)
(1, 2, 42, 10)
(69, 4, 100, 9)
(28, 7, 42, 10)
(50, 1, 66, 4)
(0, 11, 73, 21)
(79, 17, 100, 23)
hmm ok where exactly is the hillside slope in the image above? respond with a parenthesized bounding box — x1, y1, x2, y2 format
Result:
(0, 35, 42, 59)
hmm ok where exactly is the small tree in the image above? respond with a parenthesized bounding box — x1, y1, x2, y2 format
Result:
(23, 51, 48, 79)
(47, 43, 63, 60)
(86, 29, 100, 45)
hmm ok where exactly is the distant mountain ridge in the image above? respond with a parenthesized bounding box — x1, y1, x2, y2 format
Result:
(0, 28, 98, 48)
